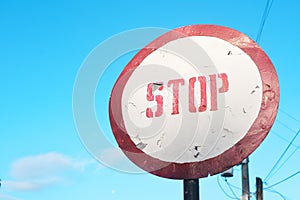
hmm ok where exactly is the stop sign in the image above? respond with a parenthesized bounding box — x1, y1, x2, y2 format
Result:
(109, 25, 279, 179)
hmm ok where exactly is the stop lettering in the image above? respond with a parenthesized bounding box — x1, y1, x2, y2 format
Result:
(146, 73, 229, 118)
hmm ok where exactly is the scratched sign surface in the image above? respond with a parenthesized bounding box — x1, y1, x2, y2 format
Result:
(109, 25, 279, 179)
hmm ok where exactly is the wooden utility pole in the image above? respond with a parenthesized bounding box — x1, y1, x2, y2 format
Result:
(241, 158, 250, 200)
(256, 177, 263, 200)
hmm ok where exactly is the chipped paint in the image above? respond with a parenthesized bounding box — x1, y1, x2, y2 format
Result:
(136, 142, 147, 150)
(122, 35, 263, 163)
(109, 25, 279, 179)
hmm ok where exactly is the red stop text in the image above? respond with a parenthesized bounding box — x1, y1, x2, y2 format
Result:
(146, 73, 229, 118)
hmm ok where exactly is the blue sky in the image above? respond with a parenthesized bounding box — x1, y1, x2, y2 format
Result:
(1, 0, 300, 199)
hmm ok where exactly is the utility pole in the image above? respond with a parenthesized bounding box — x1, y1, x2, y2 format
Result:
(256, 177, 263, 200)
(184, 179, 199, 200)
(241, 158, 250, 200)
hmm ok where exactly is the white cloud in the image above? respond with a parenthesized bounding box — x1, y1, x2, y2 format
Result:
(3, 178, 60, 191)
(0, 193, 21, 200)
(3, 152, 94, 192)
(11, 152, 82, 179)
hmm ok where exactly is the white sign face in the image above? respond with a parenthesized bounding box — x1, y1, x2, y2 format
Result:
(122, 36, 262, 163)
(109, 25, 279, 179)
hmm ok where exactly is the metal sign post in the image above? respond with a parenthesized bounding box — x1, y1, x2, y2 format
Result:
(241, 158, 250, 200)
(184, 179, 199, 200)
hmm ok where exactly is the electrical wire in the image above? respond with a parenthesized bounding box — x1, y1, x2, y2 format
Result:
(224, 178, 240, 200)
(279, 109, 300, 125)
(217, 175, 239, 200)
(256, 0, 274, 43)
(226, 178, 257, 197)
(225, 181, 241, 191)
(264, 128, 300, 183)
(266, 112, 300, 180)
(265, 188, 288, 200)
(271, 130, 298, 147)
(265, 169, 300, 189)
(277, 119, 298, 134)
(270, 143, 300, 179)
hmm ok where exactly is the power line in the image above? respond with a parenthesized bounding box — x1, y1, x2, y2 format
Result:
(265, 169, 300, 189)
(277, 119, 298, 134)
(264, 128, 300, 183)
(265, 188, 288, 200)
(279, 109, 300, 124)
(271, 130, 298, 147)
(270, 142, 300, 178)
(256, 0, 274, 43)
(226, 178, 256, 197)
(217, 175, 239, 200)
(225, 180, 241, 191)
(225, 178, 240, 200)
(267, 113, 300, 178)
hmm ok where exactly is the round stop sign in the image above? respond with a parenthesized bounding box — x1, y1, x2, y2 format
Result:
(109, 25, 279, 179)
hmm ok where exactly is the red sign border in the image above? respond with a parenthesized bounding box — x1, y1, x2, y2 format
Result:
(109, 25, 279, 179)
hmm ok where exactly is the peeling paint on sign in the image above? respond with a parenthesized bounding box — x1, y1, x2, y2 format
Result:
(109, 25, 279, 179)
